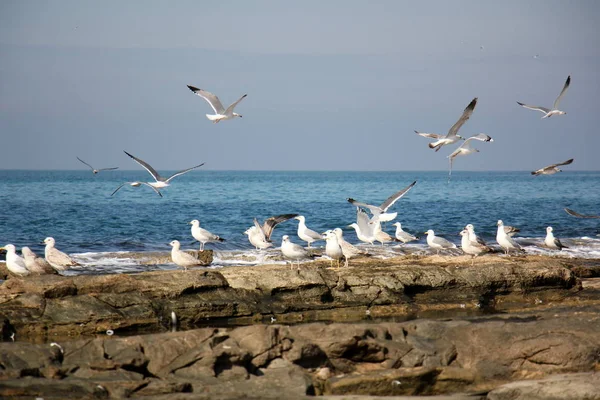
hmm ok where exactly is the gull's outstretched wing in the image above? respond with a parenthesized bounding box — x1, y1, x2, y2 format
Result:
(548, 158, 574, 169)
(77, 157, 94, 170)
(165, 163, 205, 183)
(224, 94, 248, 115)
(140, 182, 163, 197)
(553, 75, 571, 109)
(97, 167, 119, 172)
(516, 102, 551, 114)
(347, 198, 382, 215)
(187, 86, 226, 114)
(262, 213, 299, 240)
(463, 133, 493, 144)
(415, 131, 444, 139)
(380, 181, 417, 212)
(564, 208, 600, 219)
(123, 151, 162, 181)
(447, 97, 477, 137)
(110, 183, 127, 196)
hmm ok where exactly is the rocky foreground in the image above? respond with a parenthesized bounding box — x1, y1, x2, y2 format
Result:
(1, 254, 600, 399)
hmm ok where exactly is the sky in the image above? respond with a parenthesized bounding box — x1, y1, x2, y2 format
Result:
(0, 0, 599, 171)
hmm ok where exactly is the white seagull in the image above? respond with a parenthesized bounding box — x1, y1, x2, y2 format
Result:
(169, 240, 202, 271)
(333, 228, 366, 267)
(416, 97, 478, 152)
(531, 159, 573, 176)
(460, 230, 491, 264)
(392, 222, 419, 244)
(323, 230, 344, 268)
(77, 157, 119, 174)
(22, 247, 56, 274)
(465, 224, 488, 246)
(496, 220, 523, 255)
(123, 151, 204, 189)
(448, 134, 494, 179)
(347, 181, 416, 219)
(517, 75, 570, 118)
(244, 214, 298, 250)
(111, 181, 163, 197)
(187, 85, 247, 123)
(0, 244, 30, 276)
(190, 220, 225, 251)
(544, 226, 568, 250)
(294, 215, 323, 248)
(43, 237, 79, 272)
(280, 235, 312, 270)
(424, 230, 457, 254)
(348, 208, 376, 245)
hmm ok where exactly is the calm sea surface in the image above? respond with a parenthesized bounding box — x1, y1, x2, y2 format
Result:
(1, 170, 599, 273)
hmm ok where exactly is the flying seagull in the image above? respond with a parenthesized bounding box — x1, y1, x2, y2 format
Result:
(77, 157, 118, 174)
(111, 181, 163, 197)
(123, 151, 204, 189)
(416, 97, 478, 152)
(517, 75, 570, 118)
(347, 181, 417, 218)
(187, 85, 247, 123)
(564, 208, 600, 219)
(447, 134, 494, 179)
(531, 159, 573, 176)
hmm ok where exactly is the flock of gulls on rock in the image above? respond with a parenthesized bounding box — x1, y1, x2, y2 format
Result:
(2, 77, 598, 275)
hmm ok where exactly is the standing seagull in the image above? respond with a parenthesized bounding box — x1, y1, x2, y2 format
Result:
(190, 220, 225, 251)
(415, 98, 478, 152)
(111, 181, 163, 197)
(323, 230, 344, 268)
(43, 237, 79, 272)
(0, 244, 30, 276)
(187, 85, 247, 123)
(424, 230, 457, 254)
(392, 222, 419, 244)
(544, 226, 568, 250)
(531, 159, 574, 176)
(333, 228, 366, 267)
(245, 214, 298, 250)
(295, 215, 323, 248)
(517, 75, 571, 118)
(465, 224, 488, 246)
(123, 151, 204, 189)
(169, 240, 202, 271)
(22, 247, 56, 274)
(280, 235, 312, 270)
(77, 157, 119, 174)
(447, 134, 494, 179)
(347, 181, 416, 220)
(460, 230, 491, 265)
(496, 220, 523, 255)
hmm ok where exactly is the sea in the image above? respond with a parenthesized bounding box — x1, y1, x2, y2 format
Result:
(1, 170, 599, 275)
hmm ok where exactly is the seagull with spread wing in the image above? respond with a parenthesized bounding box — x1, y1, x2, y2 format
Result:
(447, 133, 494, 179)
(531, 159, 573, 176)
(244, 214, 298, 250)
(347, 181, 416, 222)
(187, 85, 247, 123)
(122, 151, 204, 189)
(77, 157, 118, 174)
(564, 208, 600, 219)
(416, 97, 478, 152)
(517, 75, 570, 118)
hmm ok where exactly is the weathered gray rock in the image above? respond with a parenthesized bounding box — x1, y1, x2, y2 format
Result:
(487, 372, 600, 400)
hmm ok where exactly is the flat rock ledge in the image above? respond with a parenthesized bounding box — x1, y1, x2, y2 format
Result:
(0, 255, 580, 339)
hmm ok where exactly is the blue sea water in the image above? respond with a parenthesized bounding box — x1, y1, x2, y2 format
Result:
(1, 170, 599, 271)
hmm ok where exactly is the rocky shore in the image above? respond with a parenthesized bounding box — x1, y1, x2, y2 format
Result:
(1, 254, 600, 399)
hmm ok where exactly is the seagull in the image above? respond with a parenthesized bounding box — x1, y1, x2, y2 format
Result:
(564, 208, 600, 219)
(295, 215, 323, 248)
(424, 230, 457, 254)
(244, 214, 298, 250)
(123, 151, 204, 189)
(496, 220, 523, 255)
(372, 220, 397, 246)
(465, 224, 488, 246)
(190, 220, 225, 251)
(0, 244, 30, 276)
(517, 75, 570, 118)
(348, 208, 376, 245)
(460, 230, 491, 264)
(416, 98, 477, 152)
(531, 159, 573, 176)
(544, 226, 568, 250)
(392, 222, 419, 244)
(280, 235, 312, 270)
(169, 240, 203, 271)
(448, 134, 494, 178)
(333, 228, 366, 267)
(111, 181, 163, 197)
(323, 230, 344, 268)
(21, 247, 56, 274)
(347, 181, 416, 218)
(76, 157, 118, 174)
(187, 85, 247, 123)
(43, 237, 79, 272)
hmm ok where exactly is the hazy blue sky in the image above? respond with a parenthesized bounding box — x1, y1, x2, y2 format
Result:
(1, 0, 599, 171)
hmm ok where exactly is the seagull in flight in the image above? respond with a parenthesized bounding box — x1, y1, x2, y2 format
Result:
(531, 159, 573, 176)
(447, 134, 494, 179)
(77, 157, 118, 174)
(111, 181, 163, 197)
(187, 85, 247, 123)
(416, 97, 478, 152)
(347, 181, 416, 221)
(517, 75, 570, 118)
(564, 208, 600, 219)
(123, 151, 204, 189)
